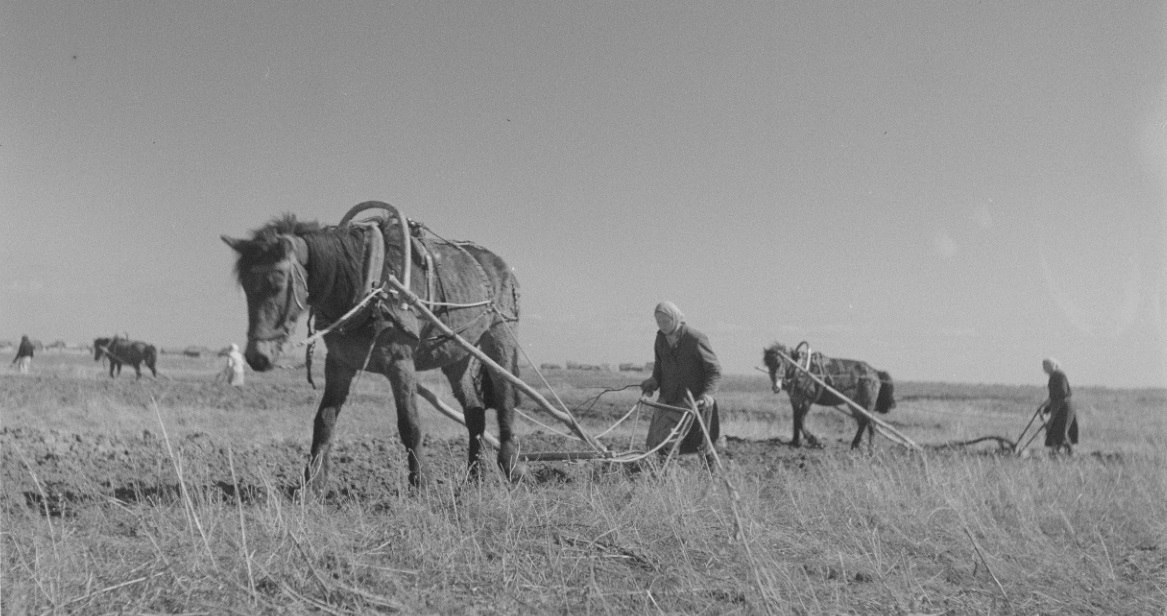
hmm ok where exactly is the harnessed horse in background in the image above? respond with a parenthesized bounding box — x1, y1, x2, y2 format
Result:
(93, 336, 158, 379)
(763, 341, 895, 451)
(222, 201, 522, 491)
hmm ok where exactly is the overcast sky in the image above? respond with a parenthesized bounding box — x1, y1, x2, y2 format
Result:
(2, 2, 1164, 388)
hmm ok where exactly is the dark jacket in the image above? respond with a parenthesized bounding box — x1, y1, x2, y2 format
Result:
(651, 323, 721, 405)
(12, 337, 34, 363)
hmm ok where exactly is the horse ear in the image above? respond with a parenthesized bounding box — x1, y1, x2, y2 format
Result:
(221, 235, 247, 252)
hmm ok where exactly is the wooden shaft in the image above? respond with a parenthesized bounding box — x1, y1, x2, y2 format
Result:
(638, 398, 692, 415)
(773, 349, 921, 450)
(519, 451, 613, 462)
(385, 275, 608, 453)
(685, 390, 745, 542)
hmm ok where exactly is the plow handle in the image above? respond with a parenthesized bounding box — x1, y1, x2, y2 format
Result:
(1013, 401, 1046, 452)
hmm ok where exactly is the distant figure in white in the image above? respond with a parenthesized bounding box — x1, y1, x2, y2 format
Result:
(11, 335, 34, 374)
(219, 343, 246, 386)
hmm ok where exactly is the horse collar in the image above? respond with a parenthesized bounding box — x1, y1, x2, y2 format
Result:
(349, 222, 385, 304)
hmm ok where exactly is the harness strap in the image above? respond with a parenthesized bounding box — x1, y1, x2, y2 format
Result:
(411, 234, 437, 304)
(412, 222, 495, 310)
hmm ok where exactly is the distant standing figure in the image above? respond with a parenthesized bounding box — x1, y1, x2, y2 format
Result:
(11, 335, 34, 374)
(219, 343, 246, 386)
(639, 302, 722, 466)
(1042, 358, 1078, 455)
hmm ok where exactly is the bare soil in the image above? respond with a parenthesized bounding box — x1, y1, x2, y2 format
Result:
(2, 425, 835, 517)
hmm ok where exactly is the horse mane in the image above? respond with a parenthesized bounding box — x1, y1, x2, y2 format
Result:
(252, 213, 322, 241)
(763, 342, 789, 362)
(230, 214, 323, 284)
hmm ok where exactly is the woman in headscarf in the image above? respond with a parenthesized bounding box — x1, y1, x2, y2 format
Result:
(639, 301, 722, 466)
(1041, 357, 1078, 455)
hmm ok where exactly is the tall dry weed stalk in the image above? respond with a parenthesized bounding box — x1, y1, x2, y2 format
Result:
(151, 396, 216, 567)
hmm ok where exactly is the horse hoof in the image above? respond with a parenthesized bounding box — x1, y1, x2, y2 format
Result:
(408, 473, 430, 491)
(507, 462, 530, 483)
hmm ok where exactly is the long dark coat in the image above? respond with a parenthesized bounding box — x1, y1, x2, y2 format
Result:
(645, 323, 722, 454)
(1044, 369, 1079, 448)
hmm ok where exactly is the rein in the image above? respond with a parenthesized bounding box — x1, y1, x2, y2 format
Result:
(293, 286, 384, 349)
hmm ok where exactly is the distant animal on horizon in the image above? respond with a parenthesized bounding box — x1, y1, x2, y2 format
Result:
(762, 341, 895, 451)
(93, 336, 158, 379)
(222, 201, 522, 492)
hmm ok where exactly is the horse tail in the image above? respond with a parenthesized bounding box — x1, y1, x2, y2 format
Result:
(875, 370, 895, 413)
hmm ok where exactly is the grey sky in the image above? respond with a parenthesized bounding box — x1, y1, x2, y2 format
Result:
(2, 2, 1164, 387)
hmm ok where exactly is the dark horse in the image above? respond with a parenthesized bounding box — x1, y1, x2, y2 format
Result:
(93, 336, 158, 379)
(222, 202, 522, 490)
(762, 342, 895, 450)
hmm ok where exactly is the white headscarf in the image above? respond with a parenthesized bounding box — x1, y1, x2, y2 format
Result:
(654, 301, 685, 345)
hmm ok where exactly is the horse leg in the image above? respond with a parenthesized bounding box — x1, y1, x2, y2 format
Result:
(794, 398, 824, 448)
(383, 341, 427, 489)
(850, 415, 868, 450)
(791, 399, 806, 447)
(304, 355, 356, 492)
(482, 336, 520, 481)
(850, 384, 877, 451)
(133, 362, 142, 379)
(442, 358, 488, 481)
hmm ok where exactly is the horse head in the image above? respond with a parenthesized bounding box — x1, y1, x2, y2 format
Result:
(93, 337, 110, 361)
(762, 342, 793, 394)
(222, 222, 310, 372)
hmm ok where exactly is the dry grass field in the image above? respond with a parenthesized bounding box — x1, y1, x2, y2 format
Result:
(2, 350, 1165, 615)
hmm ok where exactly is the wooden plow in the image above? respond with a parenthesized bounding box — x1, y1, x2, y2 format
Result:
(382, 271, 620, 464)
(383, 274, 718, 465)
(919, 405, 1046, 454)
